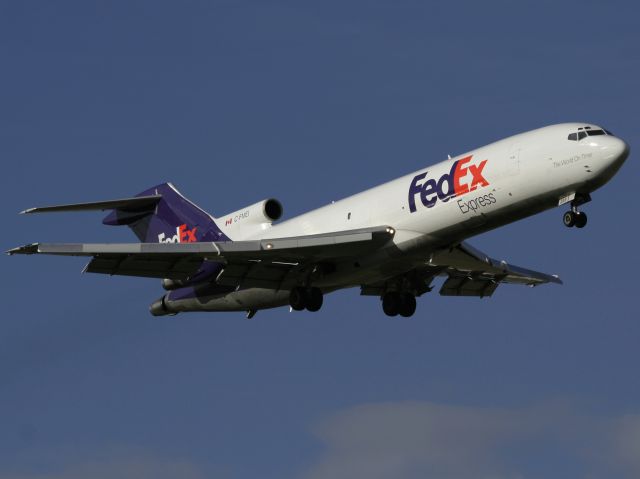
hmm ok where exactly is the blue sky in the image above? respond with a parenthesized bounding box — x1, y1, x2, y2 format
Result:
(2, 1, 639, 478)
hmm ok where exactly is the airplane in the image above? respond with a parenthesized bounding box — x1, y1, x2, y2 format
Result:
(8, 123, 629, 319)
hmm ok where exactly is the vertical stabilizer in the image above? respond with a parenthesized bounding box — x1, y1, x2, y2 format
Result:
(102, 183, 230, 243)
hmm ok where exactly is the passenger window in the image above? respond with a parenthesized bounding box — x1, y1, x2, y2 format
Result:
(568, 133, 577, 141)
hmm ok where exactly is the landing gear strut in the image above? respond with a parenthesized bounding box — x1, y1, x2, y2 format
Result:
(563, 195, 589, 229)
(382, 292, 417, 317)
(289, 286, 323, 312)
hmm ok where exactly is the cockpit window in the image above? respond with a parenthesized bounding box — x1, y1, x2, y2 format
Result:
(568, 127, 612, 141)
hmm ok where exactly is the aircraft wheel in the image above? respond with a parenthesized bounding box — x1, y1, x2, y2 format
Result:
(289, 287, 307, 311)
(306, 287, 323, 312)
(399, 294, 416, 317)
(575, 212, 587, 228)
(563, 211, 576, 228)
(382, 292, 401, 317)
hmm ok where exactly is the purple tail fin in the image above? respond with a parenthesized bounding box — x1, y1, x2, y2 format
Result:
(102, 183, 230, 243)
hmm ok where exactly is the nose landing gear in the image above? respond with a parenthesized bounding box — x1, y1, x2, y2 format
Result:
(563, 210, 587, 228)
(563, 195, 590, 229)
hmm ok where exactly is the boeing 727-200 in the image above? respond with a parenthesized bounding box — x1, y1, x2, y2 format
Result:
(8, 123, 629, 318)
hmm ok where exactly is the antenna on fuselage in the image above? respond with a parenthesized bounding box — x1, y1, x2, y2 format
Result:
(448, 154, 452, 160)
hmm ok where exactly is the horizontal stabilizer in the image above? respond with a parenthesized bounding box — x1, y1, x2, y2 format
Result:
(20, 195, 162, 214)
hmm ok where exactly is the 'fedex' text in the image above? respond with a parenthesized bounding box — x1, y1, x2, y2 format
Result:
(408, 155, 489, 213)
(158, 224, 198, 243)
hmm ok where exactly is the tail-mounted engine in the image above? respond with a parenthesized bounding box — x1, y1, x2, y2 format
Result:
(216, 198, 283, 240)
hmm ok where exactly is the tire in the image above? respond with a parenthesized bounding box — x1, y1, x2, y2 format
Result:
(399, 294, 417, 317)
(306, 287, 323, 312)
(382, 292, 401, 317)
(575, 212, 587, 228)
(563, 211, 576, 227)
(289, 287, 307, 311)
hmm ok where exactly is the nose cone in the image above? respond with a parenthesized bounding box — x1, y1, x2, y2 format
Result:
(617, 137, 630, 163)
(595, 135, 630, 168)
(609, 137, 630, 172)
(587, 135, 629, 188)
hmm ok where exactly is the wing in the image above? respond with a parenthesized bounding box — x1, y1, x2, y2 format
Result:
(7, 227, 396, 283)
(361, 241, 561, 298)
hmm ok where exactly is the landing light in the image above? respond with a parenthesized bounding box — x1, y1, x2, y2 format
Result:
(386, 227, 395, 235)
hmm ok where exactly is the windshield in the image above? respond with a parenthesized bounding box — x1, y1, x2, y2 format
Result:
(567, 127, 613, 141)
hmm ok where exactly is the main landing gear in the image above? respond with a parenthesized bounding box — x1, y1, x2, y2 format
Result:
(289, 286, 323, 312)
(382, 291, 417, 317)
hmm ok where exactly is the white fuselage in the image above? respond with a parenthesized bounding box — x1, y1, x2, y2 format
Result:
(172, 123, 629, 312)
(254, 123, 626, 245)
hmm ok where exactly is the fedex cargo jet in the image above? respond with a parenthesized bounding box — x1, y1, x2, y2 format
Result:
(8, 123, 629, 318)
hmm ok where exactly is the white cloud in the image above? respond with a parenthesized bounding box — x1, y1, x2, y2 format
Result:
(609, 414, 640, 475)
(301, 400, 640, 479)
(4, 404, 640, 479)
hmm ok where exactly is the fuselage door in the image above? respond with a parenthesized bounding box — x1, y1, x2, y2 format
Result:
(506, 143, 521, 176)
